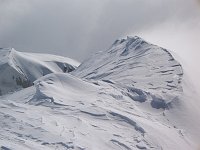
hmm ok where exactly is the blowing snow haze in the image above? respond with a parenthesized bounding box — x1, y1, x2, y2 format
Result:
(0, 0, 200, 149)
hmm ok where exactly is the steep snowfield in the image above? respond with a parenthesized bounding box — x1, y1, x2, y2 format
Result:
(72, 36, 183, 96)
(0, 48, 79, 95)
(0, 37, 199, 150)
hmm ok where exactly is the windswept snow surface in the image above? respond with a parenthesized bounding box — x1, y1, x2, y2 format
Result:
(0, 37, 199, 150)
(72, 36, 183, 96)
(0, 48, 79, 95)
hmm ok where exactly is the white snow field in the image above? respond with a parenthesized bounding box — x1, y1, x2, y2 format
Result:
(0, 37, 199, 150)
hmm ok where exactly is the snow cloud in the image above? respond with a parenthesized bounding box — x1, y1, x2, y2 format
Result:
(0, 0, 200, 89)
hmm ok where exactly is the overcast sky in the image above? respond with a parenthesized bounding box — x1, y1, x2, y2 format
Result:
(0, 0, 200, 90)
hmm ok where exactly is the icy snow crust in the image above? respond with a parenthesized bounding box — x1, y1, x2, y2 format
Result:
(0, 37, 199, 150)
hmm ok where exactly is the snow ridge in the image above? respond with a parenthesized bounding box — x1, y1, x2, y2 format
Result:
(73, 36, 183, 98)
(0, 48, 79, 95)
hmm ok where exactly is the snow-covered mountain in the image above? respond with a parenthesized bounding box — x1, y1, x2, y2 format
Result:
(0, 37, 199, 150)
(72, 36, 183, 96)
(0, 48, 79, 95)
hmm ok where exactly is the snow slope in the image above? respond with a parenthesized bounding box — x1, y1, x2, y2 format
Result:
(0, 48, 79, 95)
(72, 36, 183, 96)
(0, 37, 199, 150)
(0, 73, 194, 150)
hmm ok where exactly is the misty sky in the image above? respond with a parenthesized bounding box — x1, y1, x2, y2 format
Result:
(0, 0, 200, 90)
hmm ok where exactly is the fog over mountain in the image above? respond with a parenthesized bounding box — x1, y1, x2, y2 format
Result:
(0, 0, 200, 91)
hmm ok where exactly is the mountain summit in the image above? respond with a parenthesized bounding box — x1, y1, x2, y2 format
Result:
(73, 36, 183, 95)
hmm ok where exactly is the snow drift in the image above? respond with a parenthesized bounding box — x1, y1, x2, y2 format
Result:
(2, 73, 194, 150)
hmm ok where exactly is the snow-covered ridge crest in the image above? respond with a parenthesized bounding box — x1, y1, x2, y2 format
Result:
(73, 36, 183, 97)
(0, 48, 80, 95)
